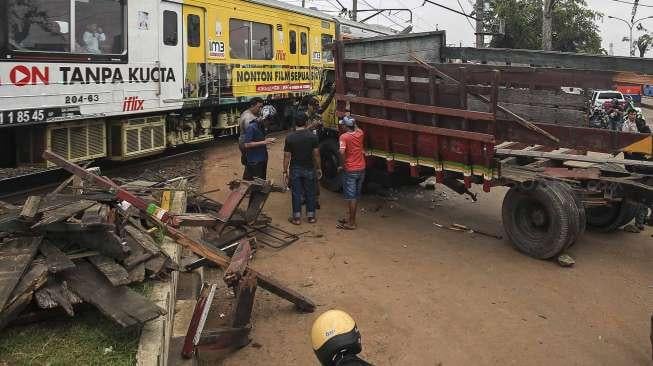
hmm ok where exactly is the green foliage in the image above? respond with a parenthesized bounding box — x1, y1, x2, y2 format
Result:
(0, 310, 141, 366)
(489, 0, 604, 53)
(636, 33, 653, 57)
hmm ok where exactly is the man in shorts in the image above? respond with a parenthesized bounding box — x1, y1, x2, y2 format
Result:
(337, 116, 365, 230)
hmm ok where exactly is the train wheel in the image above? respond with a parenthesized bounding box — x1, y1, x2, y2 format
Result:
(586, 200, 638, 232)
(319, 139, 342, 192)
(502, 182, 572, 259)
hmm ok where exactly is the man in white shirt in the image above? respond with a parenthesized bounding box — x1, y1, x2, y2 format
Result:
(83, 24, 106, 54)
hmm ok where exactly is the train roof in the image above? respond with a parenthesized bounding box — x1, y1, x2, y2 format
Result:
(247, 0, 397, 36)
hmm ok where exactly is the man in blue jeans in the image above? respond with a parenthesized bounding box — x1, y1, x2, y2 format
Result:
(337, 116, 365, 230)
(283, 113, 322, 225)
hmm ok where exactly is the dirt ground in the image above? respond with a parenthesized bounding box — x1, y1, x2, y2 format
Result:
(200, 134, 653, 366)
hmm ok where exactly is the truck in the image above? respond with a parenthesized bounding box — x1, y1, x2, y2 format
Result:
(314, 31, 653, 260)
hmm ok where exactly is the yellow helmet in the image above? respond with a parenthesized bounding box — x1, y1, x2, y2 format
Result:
(311, 310, 362, 366)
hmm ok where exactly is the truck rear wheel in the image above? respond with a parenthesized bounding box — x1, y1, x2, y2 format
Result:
(319, 139, 342, 192)
(547, 181, 586, 249)
(502, 182, 572, 259)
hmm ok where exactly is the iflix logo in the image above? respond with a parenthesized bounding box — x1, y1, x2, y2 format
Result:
(10, 65, 50, 87)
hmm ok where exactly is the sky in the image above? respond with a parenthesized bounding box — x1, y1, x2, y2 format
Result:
(287, 0, 653, 57)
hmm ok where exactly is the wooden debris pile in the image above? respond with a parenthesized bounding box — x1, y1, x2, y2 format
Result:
(0, 178, 185, 331)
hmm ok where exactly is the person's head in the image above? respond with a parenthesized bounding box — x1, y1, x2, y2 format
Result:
(249, 97, 264, 115)
(87, 23, 98, 32)
(302, 95, 320, 114)
(295, 112, 308, 128)
(339, 115, 356, 132)
(612, 98, 620, 107)
(628, 109, 637, 121)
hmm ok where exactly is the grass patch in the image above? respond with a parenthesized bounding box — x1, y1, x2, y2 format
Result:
(0, 309, 141, 366)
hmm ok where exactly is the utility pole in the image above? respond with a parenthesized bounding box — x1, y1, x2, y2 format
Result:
(352, 0, 357, 20)
(302, 0, 306, 7)
(608, 15, 653, 56)
(609, 42, 614, 55)
(475, 0, 484, 48)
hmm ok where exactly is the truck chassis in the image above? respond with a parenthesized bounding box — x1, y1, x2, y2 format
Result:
(327, 39, 653, 259)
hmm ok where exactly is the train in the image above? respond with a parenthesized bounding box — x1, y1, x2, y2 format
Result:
(0, 0, 394, 169)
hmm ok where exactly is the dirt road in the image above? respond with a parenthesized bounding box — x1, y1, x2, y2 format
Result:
(200, 135, 653, 365)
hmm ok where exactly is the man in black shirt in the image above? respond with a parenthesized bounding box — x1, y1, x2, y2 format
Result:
(283, 113, 322, 225)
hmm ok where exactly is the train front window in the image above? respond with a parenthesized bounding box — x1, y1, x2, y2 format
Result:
(9, 0, 71, 52)
(7, 0, 125, 55)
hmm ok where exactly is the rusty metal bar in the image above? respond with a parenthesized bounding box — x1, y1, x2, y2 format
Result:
(337, 111, 495, 143)
(336, 94, 495, 121)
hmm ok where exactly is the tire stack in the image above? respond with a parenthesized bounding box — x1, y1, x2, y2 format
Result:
(502, 180, 586, 259)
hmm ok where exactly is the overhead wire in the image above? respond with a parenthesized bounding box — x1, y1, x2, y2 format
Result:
(456, 0, 476, 31)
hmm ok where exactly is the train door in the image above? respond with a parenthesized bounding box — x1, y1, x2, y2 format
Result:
(182, 5, 207, 99)
(159, 2, 184, 103)
(288, 25, 310, 67)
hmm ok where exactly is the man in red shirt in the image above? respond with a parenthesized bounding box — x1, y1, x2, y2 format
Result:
(337, 116, 365, 230)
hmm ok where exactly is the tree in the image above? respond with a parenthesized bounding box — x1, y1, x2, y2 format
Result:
(636, 34, 653, 57)
(489, 0, 604, 54)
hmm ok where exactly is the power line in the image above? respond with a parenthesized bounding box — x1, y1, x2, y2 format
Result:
(456, 0, 475, 31)
(611, 0, 653, 7)
(421, 0, 478, 20)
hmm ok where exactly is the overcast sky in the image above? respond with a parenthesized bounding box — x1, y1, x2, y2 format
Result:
(292, 0, 653, 57)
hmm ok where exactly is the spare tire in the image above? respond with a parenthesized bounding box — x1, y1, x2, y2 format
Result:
(502, 182, 571, 259)
(319, 138, 342, 192)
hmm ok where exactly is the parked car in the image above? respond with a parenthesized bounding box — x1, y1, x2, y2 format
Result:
(591, 90, 625, 109)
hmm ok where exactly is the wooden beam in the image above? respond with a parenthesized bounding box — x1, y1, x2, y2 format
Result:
(223, 239, 253, 288)
(232, 272, 257, 328)
(496, 149, 653, 167)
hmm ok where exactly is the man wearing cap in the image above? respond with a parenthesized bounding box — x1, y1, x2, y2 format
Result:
(337, 116, 365, 230)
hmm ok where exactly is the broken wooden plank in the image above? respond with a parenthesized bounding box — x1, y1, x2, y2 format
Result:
(61, 261, 166, 327)
(128, 262, 146, 284)
(0, 292, 32, 331)
(124, 225, 160, 255)
(123, 235, 155, 270)
(39, 240, 76, 273)
(0, 236, 42, 310)
(197, 326, 252, 348)
(20, 196, 42, 221)
(34, 280, 82, 316)
(88, 255, 130, 286)
(5, 262, 48, 309)
(144, 255, 167, 276)
(81, 204, 113, 228)
(43, 151, 316, 312)
(30, 200, 96, 230)
(170, 214, 218, 227)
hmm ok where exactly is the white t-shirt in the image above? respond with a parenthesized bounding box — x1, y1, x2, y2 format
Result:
(622, 118, 638, 133)
(83, 31, 106, 54)
(238, 109, 258, 145)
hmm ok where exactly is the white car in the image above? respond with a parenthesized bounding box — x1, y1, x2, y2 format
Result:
(591, 90, 625, 109)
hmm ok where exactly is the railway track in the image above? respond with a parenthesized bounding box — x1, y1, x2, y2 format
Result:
(0, 139, 222, 202)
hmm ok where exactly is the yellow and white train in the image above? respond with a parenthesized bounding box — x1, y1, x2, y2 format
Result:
(0, 0, 393, 167)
